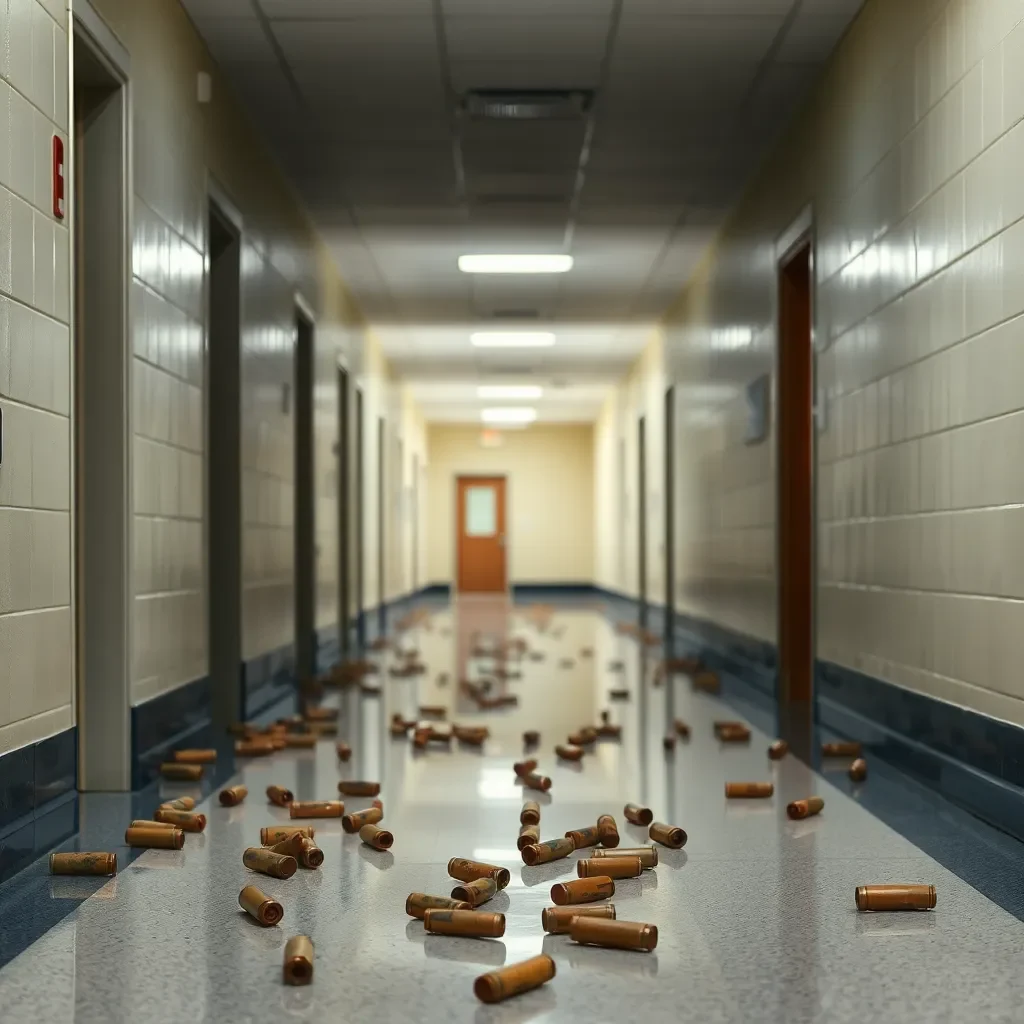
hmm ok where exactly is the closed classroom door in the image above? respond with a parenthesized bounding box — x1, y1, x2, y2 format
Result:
(456, 477, 507, 593)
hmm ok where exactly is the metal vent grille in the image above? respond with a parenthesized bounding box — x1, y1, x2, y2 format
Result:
(462, 90, 593, 120)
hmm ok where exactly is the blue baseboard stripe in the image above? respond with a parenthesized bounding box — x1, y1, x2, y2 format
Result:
(131, 677, 213, 790)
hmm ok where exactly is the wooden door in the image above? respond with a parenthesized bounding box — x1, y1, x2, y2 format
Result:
(457, 477, 507, 593)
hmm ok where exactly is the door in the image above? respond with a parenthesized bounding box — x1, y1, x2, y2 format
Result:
(337, 368, 350, 655)
(456, 477, 507, 593)
(777, 239, 814, 707)
(355, 389, 365, 648)
(294, 311, 315, 683)
(663, 387, 676, 651)
(377, 416, 386, 631)
(637, 416, 648, 627)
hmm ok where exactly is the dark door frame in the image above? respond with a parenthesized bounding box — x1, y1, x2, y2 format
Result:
(293, 308, 315, 684)
(355, 388, 365, 649)
(663, 386, 676, 652)
(638, 415, 648, 628)
(337, 367, 351, 656)
(377, 416, 386, 633)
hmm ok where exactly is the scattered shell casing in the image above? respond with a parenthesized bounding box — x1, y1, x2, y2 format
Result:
(337, 780, 380, 797)
(243, 847, 298, 879)
(718, 725, 751, 742)
(578, 856, 641, 879)
(597, 723, 622, 738)
(219, 785, 248, 806)
(474, 955, 556, 1004)
(266, 785, 294, 806)
(423, 909, 506, 938)
(125, 826, 184, 850)
(570, 916, 658, 952)
(159, 797, 195, 811)
(662, 735, 676, 751)
(298, 838, 324, 869)
(768, 740, 789, 760)
(284, 734, 317, 748)
(283, 935, 314, 985)
(305, 706, 337, 721)
(725, 782, 774, 798)
(235, 740, 274, 757)
(451, 877, 497, 906)
(520, 801, 541, 826)
(596, 814, 620, 848)
(517, 823, 541, 851)
(541, 904, 616, 934)
(523, 731, 540, 745)
(786, 797, 824, 820)
(624, 803, 653, 826)
(565, 826, 601, 849)
(172, 749, 217, 764)
(239, 884, 283, 926)
(261, 825, 314, 845)
(448, 858, 511, 890)
(823, 741, 862, 757)
(556, 744, 584, 761)
(419, 705, 446, 718)
(521, 837, 574, 867)
(406, 893, 472, 919)
(342, 806, 383, 833)
(855, 884, 936, 911)
(608, 689, 630, 699)
(131, 820, 175, 829)
(514, 759, 538, 777)
(674, 719, 691, 738)
(49, 852, 116, 876)
(153, 809, 206, 832)
(849, 758, 868, 781)
(522, 772, 551, 792)
(593, 845, 658, 868)
(649, 822, 687, 848)
(359, 824, 393, 850)
(289, 801, 344, 818)
(159, 762, 203, 781)
(269, 833, 307, 859)
(551, 876, 615, 905)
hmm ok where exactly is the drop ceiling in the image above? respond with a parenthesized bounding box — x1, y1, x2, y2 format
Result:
(181, 0, 864, 421)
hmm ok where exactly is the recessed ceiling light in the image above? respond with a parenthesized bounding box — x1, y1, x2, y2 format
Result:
(477, 385, 544, 399)
(481, 407, 537, 425)
(458, 254, 573, 274)
(471, 332, 556, 348)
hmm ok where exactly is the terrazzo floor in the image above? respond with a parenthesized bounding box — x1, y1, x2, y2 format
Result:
(1, 598, 1023, 1023)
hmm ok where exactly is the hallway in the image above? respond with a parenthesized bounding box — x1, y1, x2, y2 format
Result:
(2, 599, 1022, 1022)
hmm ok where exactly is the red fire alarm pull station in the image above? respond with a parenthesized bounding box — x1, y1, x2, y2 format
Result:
(52, 136, 65, 220)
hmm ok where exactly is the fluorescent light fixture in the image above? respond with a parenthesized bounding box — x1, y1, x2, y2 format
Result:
(477, 385, 544, 400)
(481, 407, 537, 425)
(458, 254, 574, 274)
(471, 331, 556, 348)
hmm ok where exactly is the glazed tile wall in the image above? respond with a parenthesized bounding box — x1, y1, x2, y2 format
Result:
(0, 0, 73, 756)
(658, 0, 1024, 724)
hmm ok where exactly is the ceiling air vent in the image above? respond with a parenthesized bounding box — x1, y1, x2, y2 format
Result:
(462, 90, 593, 120)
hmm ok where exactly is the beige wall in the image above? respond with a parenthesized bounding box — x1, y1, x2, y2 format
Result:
(426, 424, 595, 586)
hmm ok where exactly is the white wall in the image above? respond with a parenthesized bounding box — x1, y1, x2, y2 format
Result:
(426, 423, 595, 586)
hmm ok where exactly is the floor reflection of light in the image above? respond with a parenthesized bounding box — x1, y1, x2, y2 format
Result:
(472, 849, 520, 862)
(477, 770, 522, 800)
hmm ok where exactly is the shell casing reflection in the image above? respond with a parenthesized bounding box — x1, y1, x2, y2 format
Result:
(725, 782, 774, 799)
(159, 797, 195, 811)
(451, 877, 497, 906)
(649, 822, 687, 848)
(593, 845, 658, 868)
(405, 893, 472, 919)
(522, 772, 551, 792)
(608, 688, 629, 699)
(342, 806, 382, 833)
(298, 838, 324, 868)
(172, 748, 217, 764)
(159, 762, 203, 781)
(125, 826, 184, 850)
(823, 741, 862, 757)
(565, 826, 601, 849)
(555, 744, 584, 761)
(623, 803, 653, 826)
(261, 825, 314, 845)
(541, 904, 616, 934)
(521, 837, 574, 867)
(674, 719, 691, 738)
(219, 785, 248, 806)
(234, 740, 274, 757)
(448, 858, 511, 890)
(855, 884, 936, 911)
(243, 847, 298, 879)
(269, 833, 307, 859)
(662, 735, 676, 751)
(423, 909, 506, 938)
(849, 758, 868, 781)
(517, 824, 540, 851)
(419, 705, 446, 718)
(768, 740, 789, 760)
(569, 917, 658, 952)
(238, 885, 283, 926)
(335, 742, 352, 761)
(337, 780, 380, 797)
(49, 852, 116, 876)
(289, 801, 343, 819)
(474, 955, 556, 1004)
(522, 730, 540, 746)
(520, 801, 541, 826)
(283, 935, 314, 985)
(266, 785, 294, 806)
(551, 876, 615, 905)
(596, 723, 622, 738)
(359, 824, 393, 850)
(577, 856, 641, 879)
(786, 797, 824, 820)
(153, 809, 206, 832)
(284, 734, 317, 748)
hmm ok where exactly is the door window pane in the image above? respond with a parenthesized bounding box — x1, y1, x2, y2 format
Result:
(466, 486, 496, 537)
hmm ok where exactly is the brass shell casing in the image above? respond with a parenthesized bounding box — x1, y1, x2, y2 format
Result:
(298, 838, 324, 869)
(159, 797, 195, 811)
(131, 820, 175, 829)
(649, 822, 687, 849)
(596, 814, 620, 848)
(555, 744, 584, 761)
(450, 877, 497, 906)
(522, 731, 540, 746)
(219, 785, 248, 806)
(406, 893, 472, 919)
(289, 801, 343, 819)
(662, 735, 676, 751)
(423, 909, 506, 937)
(578, 857, 641, 880)
(266, 785, 294, 806)
(335, 742, 352, 761)
(768, 740, 789, 760)
(520, 801, 541, 826)
(359, 824, 393, 850)
(569, 917, 658, 951)
(49, 852, 116, 876)
(172, 748, 217, 764)
(674, 719, 691, 738)
(261, 825, 314, 845)
(234, 740, 274, 757)
(855, 884, 936, 911)
(786, 797, 824, 820)
(239, 885, 283, 926)
(474, 955, 556, 1004)
(283, 935, 314, 985)
(342, 806, 383, 833)
(284, 734, 317, 748)
(517, 824, 541, 851)
(448, 858, 511, 890)
(725, 782, 774, 799)
(565, 826, 601, 849)
(125, 826, 184, 850)
(623, 803, 653, 826)
(243, 847, 298, 879)
(541, 904, 616, 934)
(159, 762, 203, 781)
(521, 837, 574, 867)
(269, 833, 307, 859)
(593, 846, 658, 868)
(551, 876, 615, 905)
(823, 741, 862, 757)
(522, 772, 551, 792)
(849, 758, 868, 781)
(337, 780, 380, 797)
(153, 809, 206, 832)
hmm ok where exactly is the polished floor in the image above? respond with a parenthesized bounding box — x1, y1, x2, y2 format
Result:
(2, 599, 1024, 1023)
